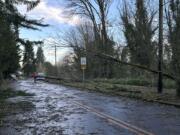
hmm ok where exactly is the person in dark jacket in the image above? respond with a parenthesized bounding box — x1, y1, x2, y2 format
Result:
(32, 72, 37, 83)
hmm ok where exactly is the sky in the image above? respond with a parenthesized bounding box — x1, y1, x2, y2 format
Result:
(18, 0, 150, 64)
(18, 0, 159, 64)
(18, 0, 78, 64)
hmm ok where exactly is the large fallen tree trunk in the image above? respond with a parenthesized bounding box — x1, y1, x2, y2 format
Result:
(95, 52, 175, 80)
(57, 46, 175, 80)
(45, 76, 81, 82)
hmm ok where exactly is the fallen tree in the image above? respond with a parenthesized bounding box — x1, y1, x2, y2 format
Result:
(94, 52, 175, 80)
(54, 45, 175, 81)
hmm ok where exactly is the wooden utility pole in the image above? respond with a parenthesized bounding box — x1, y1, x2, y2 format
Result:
(54, 44, 58, 75)
(55, 44, 57, 66)
(158, 0, 163, 93)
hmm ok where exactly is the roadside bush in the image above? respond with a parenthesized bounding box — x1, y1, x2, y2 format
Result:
(163, 79, 176, 89)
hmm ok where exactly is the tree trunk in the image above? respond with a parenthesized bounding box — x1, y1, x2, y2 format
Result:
(95, 52, 175, 80)
(0, 71, 3, 88)
(176, 80, 180, 97)
(158, 0, 163, 93)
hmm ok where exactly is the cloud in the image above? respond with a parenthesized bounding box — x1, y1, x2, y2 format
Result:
(18, 0, 80, 25)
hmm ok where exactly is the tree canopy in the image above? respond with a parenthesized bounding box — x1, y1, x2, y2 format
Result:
(0, 0, 48, 80)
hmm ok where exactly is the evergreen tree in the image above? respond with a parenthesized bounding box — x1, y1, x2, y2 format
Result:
(36, 46, 45, 65)
(0, 7, 20, 79)
(0, 0, 48, 81)
(22, 41, 36, 76)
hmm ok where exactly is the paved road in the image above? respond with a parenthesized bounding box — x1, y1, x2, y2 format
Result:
(0, 80, 180, 135)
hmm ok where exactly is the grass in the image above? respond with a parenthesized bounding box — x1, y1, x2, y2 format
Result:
(61, 80, 180, 107)
(0, 86, 35, 126)
(0, 88, 34, 102)
(93, 78, 176, 89)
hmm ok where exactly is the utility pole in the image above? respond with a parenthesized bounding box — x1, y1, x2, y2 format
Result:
(55, 44, 57, 66)
(54, 44, 58, 75)
(158, 0, 163, 93)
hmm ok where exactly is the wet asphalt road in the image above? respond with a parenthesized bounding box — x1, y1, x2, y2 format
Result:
(0, 80, 180, 135)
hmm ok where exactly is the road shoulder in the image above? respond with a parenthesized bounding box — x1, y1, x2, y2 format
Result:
(46, 79, 180, 108)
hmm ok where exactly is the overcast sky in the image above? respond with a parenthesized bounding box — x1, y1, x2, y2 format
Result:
(18, 0, 119, 64)
(18, 0, 157, 64)
(18, 0, 77, 64)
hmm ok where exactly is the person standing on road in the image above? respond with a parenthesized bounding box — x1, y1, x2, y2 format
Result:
(32, 72, 37, 83)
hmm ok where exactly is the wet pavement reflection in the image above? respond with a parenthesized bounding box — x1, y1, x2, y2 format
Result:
(0, 80, 180, 135)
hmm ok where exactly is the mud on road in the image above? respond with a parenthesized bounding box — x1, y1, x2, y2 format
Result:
(0, 80, 180, 135)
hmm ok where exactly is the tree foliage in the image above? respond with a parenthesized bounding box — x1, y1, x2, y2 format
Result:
(66, 0, 115, 78)
(44, 62, 57, 77)
(121, 0, 157, 67)
(22, 41, 36, 76)
(0, 12, 20, 78)
(36, 46, 45, 65)
(166, 0, 180, 96)
(0, 0, 48, 80)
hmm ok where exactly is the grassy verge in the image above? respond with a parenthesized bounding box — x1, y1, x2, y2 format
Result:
(0, 88, 34, 102)
(60, 80, 180, 107)
(0, 86, 34, 126)
(93, 78, 176, 89)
